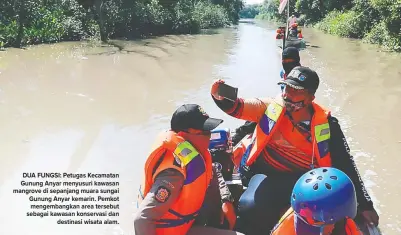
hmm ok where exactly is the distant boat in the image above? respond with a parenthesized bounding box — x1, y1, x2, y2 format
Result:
(276, 0, 306, 50)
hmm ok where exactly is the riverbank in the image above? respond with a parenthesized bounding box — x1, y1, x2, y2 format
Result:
(239, 0, 401, 52)
(314, 9, 400, 52)
(0, 0, 243, 49)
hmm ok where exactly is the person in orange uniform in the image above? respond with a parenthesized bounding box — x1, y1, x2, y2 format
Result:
(275, 28, 284, 39)
(271, 167, 362, 235)
(231, 47, 302, 152)
(297, 28, 303, 39)
(210, 66, 379, 234)
(134, 104, 243, 235)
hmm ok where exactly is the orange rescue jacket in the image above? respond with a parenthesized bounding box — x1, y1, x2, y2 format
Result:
(232, 133, 253, 167)
(138, 130, 212, 235)
(271, 208, 362, 235)
(222, 96, 332, 169)
(244, 98, 332, 168)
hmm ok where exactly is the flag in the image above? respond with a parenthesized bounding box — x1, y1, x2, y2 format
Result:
(278, 0, 288, 14)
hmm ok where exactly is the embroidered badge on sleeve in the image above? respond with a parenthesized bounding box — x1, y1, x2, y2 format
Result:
(155, 186, 171, 203)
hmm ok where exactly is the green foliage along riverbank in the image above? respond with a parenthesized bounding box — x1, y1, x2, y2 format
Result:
(0, 0, 244, 48)
(239, 4, 260, 18)
(239, 0, 401, 52)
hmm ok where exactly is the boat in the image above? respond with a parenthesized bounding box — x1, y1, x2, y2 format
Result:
(284, 34, 306, 49)
(275, 0, 306, 50)
(208, 128, 382, 235)
(276, 32, 306, 50)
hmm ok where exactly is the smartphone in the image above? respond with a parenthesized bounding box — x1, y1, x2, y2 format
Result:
(217, 83, 238, 101)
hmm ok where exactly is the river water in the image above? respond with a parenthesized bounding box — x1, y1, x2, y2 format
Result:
(0, 20, 400, 235)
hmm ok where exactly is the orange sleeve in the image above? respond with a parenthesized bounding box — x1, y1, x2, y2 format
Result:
(224, 97, 271, 123)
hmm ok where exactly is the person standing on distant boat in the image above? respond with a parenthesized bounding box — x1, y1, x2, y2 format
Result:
(288, 15, 299, 37)
(289, 14, 297, 28)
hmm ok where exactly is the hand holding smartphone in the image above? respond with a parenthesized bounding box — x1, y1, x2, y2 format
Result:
(217, 83, 238, 102)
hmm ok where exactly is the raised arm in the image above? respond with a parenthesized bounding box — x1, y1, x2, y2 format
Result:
(210, 80, 272, 123)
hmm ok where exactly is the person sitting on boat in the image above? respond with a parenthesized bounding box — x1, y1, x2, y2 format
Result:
(270, 167, 362, 235)
(210, 66, 379, 234)
(289, 23, 299, 37)
(209, 129, 235, 180)
(275, 28, 284, 39)
(297, 28, 303, 39)
(231, 46, 302, 150)
(134, 104, 242, 235)
(280, 47, 301, 86)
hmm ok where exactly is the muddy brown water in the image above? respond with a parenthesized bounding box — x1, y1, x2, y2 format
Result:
(0, 20, 400, 235)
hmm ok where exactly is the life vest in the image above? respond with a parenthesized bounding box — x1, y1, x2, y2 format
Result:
(137, 130, 212, 235)
(298, 32, 303, 39)
(245, 99, 332, 168)
(275, 28, 284, 39)
(270, 208, 362, 235)
(232, 133, 253, 167)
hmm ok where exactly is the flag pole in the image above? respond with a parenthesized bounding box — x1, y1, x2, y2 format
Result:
(279, 0, 290, 50)
(286, 0, 290, 40)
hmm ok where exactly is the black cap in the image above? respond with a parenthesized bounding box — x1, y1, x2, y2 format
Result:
(171, 104, 223, 132)
(277, 66, 319, 93)
(282, 47, 300, 62)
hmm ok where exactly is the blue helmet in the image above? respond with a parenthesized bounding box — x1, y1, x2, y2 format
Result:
(291, 167, 357, 227)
